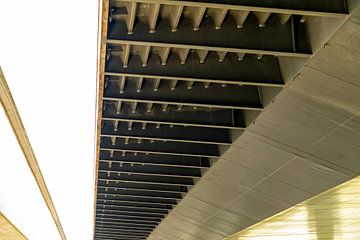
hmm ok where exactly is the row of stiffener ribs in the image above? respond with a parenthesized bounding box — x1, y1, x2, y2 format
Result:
(95, 0, 347, 239)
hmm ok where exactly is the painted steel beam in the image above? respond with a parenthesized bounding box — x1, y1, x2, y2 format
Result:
(96, 216, 160, 224)
(99, 171, 194, 186)
(98, 185, 186, 194)
(100, 138, 220, 158)
(101, 147, 217, 158)
(98, 178, 189, 192)
(97, 199, 173, 210)
(99, 151, 210, 168)
(95, 236, 147, 240)
(95, 230, 150, 237)
(98, 177, 193, 187)
(104, 97, 262, 111)
(111, 0, 347, 16)
(99, 162, 202, 178)
(96, 223, 156, 230)
(95, 226, 153, 233)
(101, 120, 231, 145)
(96, 207, 167, 216)
(108, 11, 310, 54)
(96, 212, 162, 221)
(97, 193, 180, 203)
(105, 72, 283, 88)
(102, 101, 244, 129)
(97, 188, 183, 200)
(102, 108, 245, 130)
(95, 227, 153, 233)
(95, 232, 148, 238)
(97, 203, 170, 214)
(103, 79, 262, 110)
(105, 52, 283, 87)
(95, 235, 146, 240)
(94, 236, 146, 240)
(95, 231, 148, 237)
(95, 236, 146, 240)
(107, 39, 311, 58)
(96, 221, 156, 229)
(99, 169, 200, 179)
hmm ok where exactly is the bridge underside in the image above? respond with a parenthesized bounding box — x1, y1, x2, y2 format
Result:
(94, 1, 360, 240)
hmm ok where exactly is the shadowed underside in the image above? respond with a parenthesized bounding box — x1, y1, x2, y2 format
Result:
(94, 1, 352, 240)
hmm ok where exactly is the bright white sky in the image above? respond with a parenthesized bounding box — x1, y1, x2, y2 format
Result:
(0, 107, 61, 240)
(0, 1, 99, 239)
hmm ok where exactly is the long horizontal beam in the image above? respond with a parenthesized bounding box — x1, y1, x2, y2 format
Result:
(97, 192, 181, 200)
(102, 117, 244, 130)
(97, 213, 162, 222)
(96, 199, 176, 208)
(102, 103, 245, 129)
(96, 222, 156, 229)
(101, 132, 223, 152)
(95, 231, 148, 237)
(95, 237, 146, 240)
(104, 78, 262, 110)
(95, 226, 156, 231)
(97, 198, 173, 209)
(100, 151, 210, 168)
(95, 230, 151, 236)
(101, 121, 231, 145)
(95, 232, 149, 239)
(96, 217, 160, 226)
(95, 236, 147, 240)
(97, 211, 162, 221)
(108, 13, 311, 57)
(97, 208, 166, 217)
(95, 236, 146, 240)
(95, 235, 147, 240)
(96, 229, 150, 235)
(105, 72, 283, 88)
(98, 163, 202, 178)
(100, 146, 219, 158)
(95, 226, 153, 233)
(99, 169, 200, 179)
(98, 178, 189, 192)
(106, 53, 283, 87)
(98, 185, 186, 194)
(96, 216, 160, 224)
(95, 230, 150, 237)
(107, 39, 310, 58)
(99, 159, 209, 169)
(101, 134, 230, 146)
(104, 97, 263, 111)
(97, 193, 179, 205)
(96, 226, 152, 232)
(113, 0, 347, 16)
(97, 188, 182, 200)
(97, 203, 170, 213)
(95, 232, 148, 238)
(109, 12, 307, 55)
(98, 176, 193, 186)
(95, 231, 150, 238)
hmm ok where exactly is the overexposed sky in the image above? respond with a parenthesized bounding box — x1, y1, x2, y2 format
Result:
(0, 1, 99, 239)
(0, 107, 61, 240)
